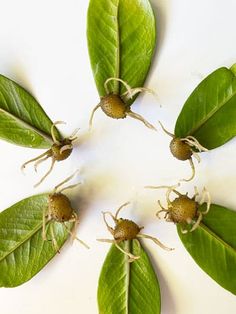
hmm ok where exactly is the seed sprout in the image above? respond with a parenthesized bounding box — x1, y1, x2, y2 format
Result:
(89, 78, 157, 131)
(21, 121, 79, 187)
(159, 122, 208, 182)
(97, 202, 173, 262)
(146, 183, 211, 233)
(42, 171, 89, 252)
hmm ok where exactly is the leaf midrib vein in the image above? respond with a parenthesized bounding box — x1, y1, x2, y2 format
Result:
(124, 240, 130, 314)
(0, 221, 44, 262)
(115, 0, 120, 93)
(0, 107, 53, 144)
(200, 222, 236, 254)
(189, 85, 236, 135)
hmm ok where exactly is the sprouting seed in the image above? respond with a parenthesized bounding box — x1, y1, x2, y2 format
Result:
(89, 78, 157, 131)
(159, 122, 208, 181)
(146, 183, 211, 233)
(42, 171, 89, 252)
(21, 121, 79, 187)
(97, 202, 173, 262)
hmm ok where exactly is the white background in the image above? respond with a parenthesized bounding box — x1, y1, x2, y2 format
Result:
(0, 0, 236, 313)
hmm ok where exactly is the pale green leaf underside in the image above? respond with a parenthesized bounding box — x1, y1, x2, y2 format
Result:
(0, 75, 59, 148)
(98, 240, 161, 314)
(87, 0, 156, 104)
(0, 194, 72, 287)
(175, 65, 236, 149)
(178, 204, 236, 294)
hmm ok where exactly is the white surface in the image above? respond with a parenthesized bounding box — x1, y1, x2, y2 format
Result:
(0, 0, 235, 313)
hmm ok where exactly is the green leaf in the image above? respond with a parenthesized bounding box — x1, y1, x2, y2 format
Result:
(0, 194, 72, 287)
(98, 240, 161, 314)
(87, 0, 156, 103)
(0, 75, 60, 149)
(177, 204, 236, 294)
(230, 63, 236, 75)
(175, 65, 236, 149)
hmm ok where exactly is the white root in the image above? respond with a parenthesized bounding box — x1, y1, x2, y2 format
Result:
(192, 151, 201, 163)
(34, 155, 50, 172)
(147, 183, 180, 208)
(104, 77, 133, 98)
(105, 77, 156, 103)
(68, 128, 80, 142)
(89, 104, 101, 131)
(115, 243, 140, 262)
(49, 223, 60, 253)
(156, 200, 169, 219)
(137, 233, 174, 251)
(145, 184, 180, 190)
(64, 223, 89, 249)
(182, 136, 208, 152)
(97, 238, 114, 243)
(190, 212, 203, 232)
(181, 157, 195, 182)
(199, 187, 211, 214)
(181, 228, 188, 234)
(122, 87, 156, 102)
(126, 111, 157, 131)
(53, 169, 80, 193)
(158, 121, 175, 138)
(102, 211, 116, 234)
(194, 186, 199, 198)
(114, 202, 130, 220)
(21, 150, 50, 173)
(133, 239, 141, 258)
(51, 121, 66, 145)
(34, 158, 56, 188)
(60, 144, 73, 154)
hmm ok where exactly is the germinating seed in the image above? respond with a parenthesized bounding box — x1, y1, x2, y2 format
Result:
(97, 202, 173, 263)
(89, 78, 156, 130)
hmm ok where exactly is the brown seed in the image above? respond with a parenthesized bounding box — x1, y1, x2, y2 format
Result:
(170, 195, 197, 223)
(113, 219, 141, 242)
(51, 139, 73, 161)
(48, 193, 74, 222)
(170, 138, 193, 161)
(100, 94, 127, 119)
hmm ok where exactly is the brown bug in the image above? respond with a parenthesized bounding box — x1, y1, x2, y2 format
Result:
(147, 184, 211, 233)
(89, 78, 157, 131)
(97, 202, 173, 262)
(159, 122, 208, 181)
(21, 121, 79, 187)
(42, 171, 89, 252)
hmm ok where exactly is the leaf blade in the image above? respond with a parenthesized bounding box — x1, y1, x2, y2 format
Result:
(175, 66, 236, 149)
(87, 0, 156, 102)
(97, 240, 161, 314)
(0, 109, 52, 149)
(0, 75, 59, 148)
(0, 194, 71, 287)
(177, 204, 236, 294)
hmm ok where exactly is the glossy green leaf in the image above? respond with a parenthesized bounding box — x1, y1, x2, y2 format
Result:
(98, 240, 161, 314)
(0, 194, 72, 287)
(87, 0, 156, 103)
(177, 204, 236, 294)
(0, 75, 60, 149)
(175, 64, 236, 149)
(231, 63, 236, 75)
